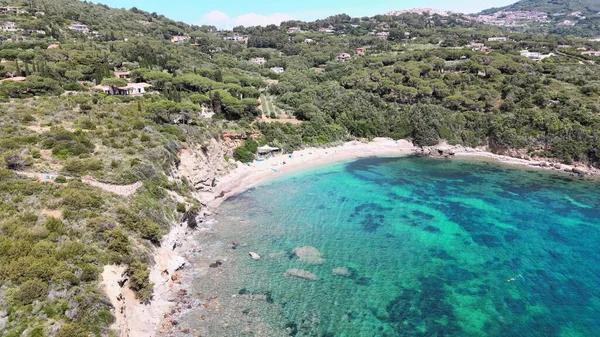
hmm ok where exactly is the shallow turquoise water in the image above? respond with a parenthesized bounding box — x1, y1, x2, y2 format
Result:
(195, 156, 600, 336)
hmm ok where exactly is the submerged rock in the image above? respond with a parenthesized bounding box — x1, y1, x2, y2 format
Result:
(284, 269, 317, 280)
(332, 267, 350, 277)
(293, 246, 325, 264)
(249, 252, 261, 260)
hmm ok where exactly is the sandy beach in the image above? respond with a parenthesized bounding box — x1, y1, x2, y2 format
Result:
(198, 138, 418, 208)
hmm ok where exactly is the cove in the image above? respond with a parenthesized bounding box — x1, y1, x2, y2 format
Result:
(181, 155, 600, 337)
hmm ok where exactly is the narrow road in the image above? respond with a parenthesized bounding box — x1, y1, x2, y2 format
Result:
(13, 171, 142, 197)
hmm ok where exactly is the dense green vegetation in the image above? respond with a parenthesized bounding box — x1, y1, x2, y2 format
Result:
(1, 0, 600, 335)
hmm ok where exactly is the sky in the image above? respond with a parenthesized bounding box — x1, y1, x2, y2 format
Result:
(93, 0, 518, 29)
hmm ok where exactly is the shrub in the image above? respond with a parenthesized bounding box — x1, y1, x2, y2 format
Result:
(62, 158, 103, 175)
(61, 189, 103, 210)
(176, 202, 186, 213)
(54, 176, 67, 183)
(4, 154, 31, 170)
(55, 324, 86, 337)
(45, 217, 66, 234)
(233, 139, 259, 163)
(233, 147, 252, 162)
(14, 278, 48, 305)
(127, 260, 153, 303)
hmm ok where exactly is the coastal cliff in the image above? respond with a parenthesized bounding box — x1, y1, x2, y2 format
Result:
(177, 138, 239, 193)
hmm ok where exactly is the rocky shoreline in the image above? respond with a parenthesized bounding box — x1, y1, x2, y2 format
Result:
(419, 143, 600, 177)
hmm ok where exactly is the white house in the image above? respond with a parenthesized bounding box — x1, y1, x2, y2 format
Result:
(287, 26, 301, 33)
(376, 32, 389, 40)
(224, 33, 248, 42)
(337, 53, 352, 61)
(270, 67, 284, 73)
(0, 7, 26, 14)
(68, 23, 89, 34)
(520, 50, 555, 61)
(0, 21, 16, 31)
(94, 82, 152, 95)
(582, 51, 600, 57)
(304, 38, 314, 43)
(488, 37, 507, 42)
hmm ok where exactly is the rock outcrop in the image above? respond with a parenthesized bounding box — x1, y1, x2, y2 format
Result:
(177, 138, 237, 192)
(284, 269, 317, 280)
(332, 267, 350, 277)
(293, 246, 325, 264)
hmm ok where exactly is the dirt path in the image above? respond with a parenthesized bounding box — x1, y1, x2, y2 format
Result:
(13, 171, 142, 197)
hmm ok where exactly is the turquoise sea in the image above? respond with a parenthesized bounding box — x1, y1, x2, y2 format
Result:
(182, 156, 600, 337)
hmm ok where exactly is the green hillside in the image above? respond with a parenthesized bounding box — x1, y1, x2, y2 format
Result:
(482, 0, 600, 15)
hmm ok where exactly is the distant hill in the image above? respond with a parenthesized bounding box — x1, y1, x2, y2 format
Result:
(481, 0, 600, 15)
(476, 0, 600, 37)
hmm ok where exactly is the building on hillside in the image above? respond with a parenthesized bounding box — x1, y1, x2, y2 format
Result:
(47, 43, 60, 49)
(471, 42, 485, 51)
(582, 51, 600, 57)
(94, 82, 152, 95)
(376, 32, 389, 40)
(559, 20, 576, 26)
(488, 37, 507, 42)
(0, 7, 26, 14)
(269, 67, 284, 73)
(356, 47, 366, 56)
(250, 57, 266, 65)
(287, 26, 301, 33)
(520, 50, 555, 61)
(337, 53, 352, 61)
(68, 23, 89, 34)
(0, 21, 16, 31)
(171, 35, 188, 43)
(114, 71, 131, 81)
(0, 76, 26, 82)
(224, 33, 248, 42)
(318, 27, 334, 33)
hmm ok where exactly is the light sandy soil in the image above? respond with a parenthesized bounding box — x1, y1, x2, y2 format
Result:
(101, 223, 193, 337)
(41, 209, 62, 219)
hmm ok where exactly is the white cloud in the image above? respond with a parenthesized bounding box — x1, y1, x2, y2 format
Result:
(199, 10, 294, 29)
